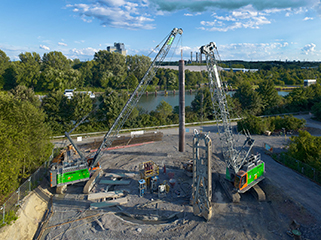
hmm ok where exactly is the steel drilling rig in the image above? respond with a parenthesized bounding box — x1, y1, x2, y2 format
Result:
(49, 28, 183, 194)
(200, 42, 265, 202)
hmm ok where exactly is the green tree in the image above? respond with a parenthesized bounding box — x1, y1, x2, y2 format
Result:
(42, 51, 71, 71)
(191, 88, 213, 120)
(233, 81, 262, 115)
(288, 131, 321, 171)
(41, 90, 65, 133)
(17, 52, 41, 89)
(167, 72, 178, 90)
(126, 74, 139, 91)
(237, 115, 268, 134)
(97, 88, 126, 129)
(312, 101, 321, 121)
(79, 60, 96, 87)
(9, 85, 40, 107)
(257, 79, 281, 113)
(156, 100, 173, 119)
(69, 93, 94, 132)
(157, 69, 166, 89)
(2, 62, 21, 90)
(93, 51, 126, 88)
(0, 92, 52, 197)
(126, 55, 151, 80)
(285, 87, 309, 111)
(42, 90, 94, 134)
(185, 70, 198, 88)
(40, 67, 80, 91)
(0, 50, 10, 89)
(149, 100, 173, 125)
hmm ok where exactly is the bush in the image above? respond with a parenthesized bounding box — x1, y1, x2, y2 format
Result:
(287, 130, 321, 172)
(237, 115, 267, 134)
(270, 114, 306, 131)
(312, 101, 321, 121)
(0, 210, 18, 228)
(237, 114, 306, 135)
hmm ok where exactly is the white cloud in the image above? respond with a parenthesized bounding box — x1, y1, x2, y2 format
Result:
(67, 0, 321, 31)
(301, 43, 316, 54)
(70, 47, 98, 56)
(67, 1, 155, 30)
(58, 42, 67, 46)
(303, 16, 314, 20)
(39, 45, 50, 51)
(68, 47, 99, 60)
(201, 6, 271, 32)
(232, 8, 257, 19)
(75, 40, 85, 44)
(200, 5, 274, 32)
(184, 12, 202, 16)
(217, 41, 292, 60)
(214, 15, 236, 21)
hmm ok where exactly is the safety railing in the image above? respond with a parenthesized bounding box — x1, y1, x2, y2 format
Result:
(273, 152, 321, 185)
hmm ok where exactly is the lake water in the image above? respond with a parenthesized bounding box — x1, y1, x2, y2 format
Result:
(137, 91, 289, 112)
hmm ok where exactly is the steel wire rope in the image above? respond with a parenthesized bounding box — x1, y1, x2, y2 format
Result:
(84, 32, 180, 161)
(198, 50, 207, 132)
(68, 32, 170, 136)
(62, 34, 173, 160)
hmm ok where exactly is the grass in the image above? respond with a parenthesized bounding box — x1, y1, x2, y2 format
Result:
(0, 210, 18, 228)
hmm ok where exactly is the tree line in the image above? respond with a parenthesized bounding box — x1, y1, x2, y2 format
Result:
(0, 86, 52, 200)
(1, 49, 321, 94)
(0, 49, 210, 93)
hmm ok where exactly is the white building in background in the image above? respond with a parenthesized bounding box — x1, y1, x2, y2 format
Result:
(107, 43, 126, 56)
(304, 79, 317, 86)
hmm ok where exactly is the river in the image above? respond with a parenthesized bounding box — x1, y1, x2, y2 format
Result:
(137, 91, 289, 112)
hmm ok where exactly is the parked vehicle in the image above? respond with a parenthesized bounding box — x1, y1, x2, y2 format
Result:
(64, 89, 75, 99)
(64, 89, 95, 99)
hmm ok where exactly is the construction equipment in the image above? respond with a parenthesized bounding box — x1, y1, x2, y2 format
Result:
(49, 27, 183, 194)
(138, 179, 146, 198)
(192, 129, 212, 221)
(51, 145, 78, 164)
(139, 160, 159, 188)
(150, 176, 159, 193)
(200, 42, 265, 201)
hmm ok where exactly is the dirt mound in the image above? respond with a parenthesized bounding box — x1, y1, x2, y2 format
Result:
(0, 186, 51, 240)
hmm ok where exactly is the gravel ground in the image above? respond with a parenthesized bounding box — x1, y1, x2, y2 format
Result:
(37, 125, 321, 240)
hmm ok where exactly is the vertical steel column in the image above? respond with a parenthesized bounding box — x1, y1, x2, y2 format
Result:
(179, 59, 185, 152)
(28, 177, 31, 192)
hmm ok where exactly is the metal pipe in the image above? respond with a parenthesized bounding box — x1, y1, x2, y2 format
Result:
(179, 59, 185, 152)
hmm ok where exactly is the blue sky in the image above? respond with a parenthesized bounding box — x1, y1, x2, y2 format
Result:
(1, 0, 321, 62)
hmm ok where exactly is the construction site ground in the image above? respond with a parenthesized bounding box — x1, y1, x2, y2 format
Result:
(2, 115, 321, 240)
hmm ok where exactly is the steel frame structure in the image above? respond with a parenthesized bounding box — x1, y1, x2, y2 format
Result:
(192, 129, 212, 221)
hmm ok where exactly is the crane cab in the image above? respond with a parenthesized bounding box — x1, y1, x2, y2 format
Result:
(233, 159, 265, 193)
(234, 170, 247, 191)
